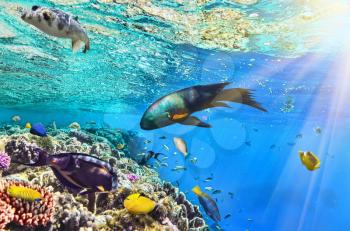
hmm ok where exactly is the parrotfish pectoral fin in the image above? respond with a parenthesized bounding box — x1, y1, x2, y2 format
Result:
(179, 116, 211, 128)
(72, 39, 84, 53)
(214, 88, 267, 112)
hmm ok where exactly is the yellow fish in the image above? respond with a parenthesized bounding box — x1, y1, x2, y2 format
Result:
(299, 151, 320, 171)
(25, 122, 31, 129)
(123, 193, 156, 215)
(7, 185, 42, 202)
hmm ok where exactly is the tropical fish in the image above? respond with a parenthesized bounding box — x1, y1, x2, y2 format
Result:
(21, 6, 90, 53)
(172, 166, 187, 171)
(224, 214, 231, 219)
(192, 185, 221, 223)
(190, 157, 198, 164)
(25, 122, 31, 129)
(69, 122, 81, 130)
(15, 148, 118, 195)
(212, 190, 221, 195)
(204, 177, 213, 182)
(124, 193, 156, 215)
(159, 136, 167, 139)
(205, 187, 213, 191)
(299, 151, 320, 171)
(296, 133, 303, 139)
(138, 151, 164, 166)
(173, 137, 189, 158)
(245, 141, 251, 146)
(163, 144, 170, 151)
(314, 127, 322, 135)
(228, 192, 234, 199)
(30, 123, 47, 137)
(7, 185, 42, 202)
(270, 144, 276, 149)
(140, 82, 267, 130)
(12, 115, 21, 122)
(116, 143, 125, 150)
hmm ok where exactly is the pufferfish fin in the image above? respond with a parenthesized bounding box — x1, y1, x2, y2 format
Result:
(179, 116, 211, 128)
(72, 39, 83, 52)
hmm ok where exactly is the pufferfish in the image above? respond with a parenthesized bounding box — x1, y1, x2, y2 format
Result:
(299, 151, 320, 171)
(123, 193, 156, 215)
(21, 5, 90, 53)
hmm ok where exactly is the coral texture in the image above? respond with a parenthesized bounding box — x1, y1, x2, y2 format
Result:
(0, 151, 11, 170)
(0, 179, 54, 227)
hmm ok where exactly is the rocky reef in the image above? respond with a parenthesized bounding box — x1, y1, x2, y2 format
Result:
(0, 124, 208, 231)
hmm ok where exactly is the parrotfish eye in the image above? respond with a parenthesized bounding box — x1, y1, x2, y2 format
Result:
(32, 5, 39, 11)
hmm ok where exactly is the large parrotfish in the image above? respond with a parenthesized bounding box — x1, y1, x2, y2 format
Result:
(140, 82, 267, 130)
(15, 148, 117, 211)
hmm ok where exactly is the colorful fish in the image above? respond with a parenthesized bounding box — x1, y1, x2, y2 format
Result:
(140, 82, 266, 130)
(25, 122, 31, 129)
(138, 151, 164, 166)
(16, 149, 118, 195)
(12, 115, 21, 122)
(192, 185, 221, 223)
(299, 151, 320, 171)
(123, 193, 156, 215)
(7, 185, 42, 202)
(173, 137, 189, 158)
(30, 123, 47, 137)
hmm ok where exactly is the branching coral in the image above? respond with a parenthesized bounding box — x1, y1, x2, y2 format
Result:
(0, 200, 15, 229)
(0, 151, 11, 171)
(0, 179, 54, 227)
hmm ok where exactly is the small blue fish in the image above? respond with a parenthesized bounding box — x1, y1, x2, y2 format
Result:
(30, 123, 47, 137)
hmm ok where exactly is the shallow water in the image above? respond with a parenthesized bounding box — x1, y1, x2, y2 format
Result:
(1, 0, 350, 230)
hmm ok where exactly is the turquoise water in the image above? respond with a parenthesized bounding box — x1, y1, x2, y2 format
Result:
(1, 0, 350, 230)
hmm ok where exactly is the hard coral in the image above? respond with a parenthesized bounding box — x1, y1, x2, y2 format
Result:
(0, 179, 54, 227)
(0, 151, 11, 170)
(0, 200, 15, 229)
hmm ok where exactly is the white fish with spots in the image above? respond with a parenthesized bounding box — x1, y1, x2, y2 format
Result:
(21, 5, 90, 53)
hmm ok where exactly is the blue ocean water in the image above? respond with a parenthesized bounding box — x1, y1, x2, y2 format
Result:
(1, 0, 350, 230)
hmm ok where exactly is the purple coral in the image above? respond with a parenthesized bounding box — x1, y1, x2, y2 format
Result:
(126, 173, 139, 182)
(0, 152, 11, 170)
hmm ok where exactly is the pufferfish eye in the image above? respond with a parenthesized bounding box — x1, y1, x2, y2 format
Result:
(32, 5, 39, 11)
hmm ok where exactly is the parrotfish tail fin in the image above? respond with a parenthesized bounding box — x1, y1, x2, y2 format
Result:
(83, 38, 90, 53)
(213, 88, 267, 112)
(179, 116, 211, 128)
(72, 39, 84, 53)
(192, 185, 203, 196)
(12, 148, 49, 166)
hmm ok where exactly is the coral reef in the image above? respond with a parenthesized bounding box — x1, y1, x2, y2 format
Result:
(0, 179, 54, 227)
(0, 200, 15, 229)
(0, 151, 11, 170)
(0, 124, 208, 230)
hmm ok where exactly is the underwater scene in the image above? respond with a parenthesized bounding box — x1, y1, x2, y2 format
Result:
(0, 0, 350, 230)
